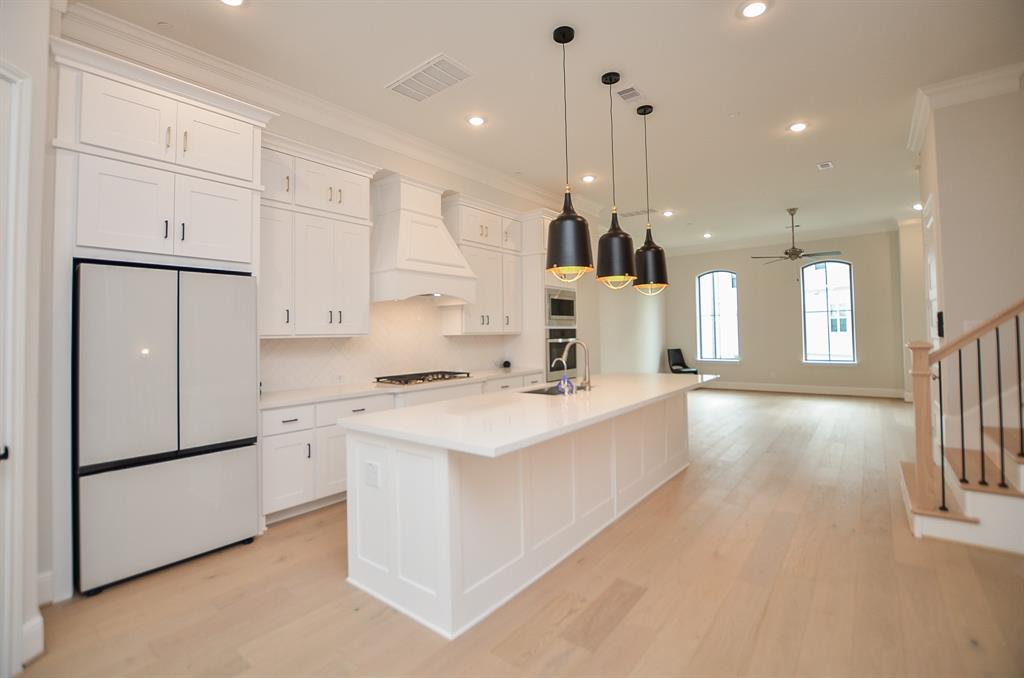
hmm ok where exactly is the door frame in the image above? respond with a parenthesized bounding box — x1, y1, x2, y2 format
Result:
(0, 60, 36, 678)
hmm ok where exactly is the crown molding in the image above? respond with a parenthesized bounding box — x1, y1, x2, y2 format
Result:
(907, 62, 1024, 153)
(59, 3, 559, 209)
(262, 132, 379, 178)
(665, 219, 898, 258)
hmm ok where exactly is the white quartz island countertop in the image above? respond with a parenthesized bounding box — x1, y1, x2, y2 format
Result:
(340, 373, 717, 458)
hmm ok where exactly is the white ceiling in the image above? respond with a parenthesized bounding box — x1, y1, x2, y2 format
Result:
(79, 0, 1024, 251)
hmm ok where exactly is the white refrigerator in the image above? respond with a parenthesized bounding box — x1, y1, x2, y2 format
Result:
(75, 262, 258, 593)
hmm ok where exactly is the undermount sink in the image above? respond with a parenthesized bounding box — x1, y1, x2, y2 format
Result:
(524, 385, 571, 396)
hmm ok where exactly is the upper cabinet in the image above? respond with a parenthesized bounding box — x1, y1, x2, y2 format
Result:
(174, 102, 255, 181)
(442, 197, 522, 253)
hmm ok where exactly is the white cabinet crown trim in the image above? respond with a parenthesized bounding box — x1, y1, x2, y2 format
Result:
(441, 194, 522, 222)
(262, 132, 380, 179)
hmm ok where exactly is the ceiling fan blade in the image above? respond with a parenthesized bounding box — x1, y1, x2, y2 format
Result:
(763, 258, 788, 265)
(750, 256, 786, 259)
(802, 251, 842, 258)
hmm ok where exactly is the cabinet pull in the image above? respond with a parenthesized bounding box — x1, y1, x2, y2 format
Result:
(285, 308, 290, 324)
(505, 314, 509, 326)
(306, 443, 311, 459)
(165, 126, 172, 149)
(336, 187, 343, 203)
(479, 224, 484, 237)
(285, 175, 290, 192)
(337, 309, 343, 323)
(328, 310, 334, 324)
(485, 225, 489, 238)
(281, 417, 299, 423)
(163, 220, 169, 239)
(183, 130, 188, 153)
(329, 186, 334, 202)
(180, 222, 185, 241)
(351, 407, 366, 413)
(500, 385, 510, 389)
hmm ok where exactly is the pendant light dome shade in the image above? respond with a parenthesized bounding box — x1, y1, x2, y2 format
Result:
(546, 25, 593, 284)
(595, 71, 636, 290)
(633, 104, 669, 296)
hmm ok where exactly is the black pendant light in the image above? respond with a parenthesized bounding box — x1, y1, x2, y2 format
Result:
(545, 25, 593, 284)
(595, 72, 637, 290)
(633, 104, 669, 296)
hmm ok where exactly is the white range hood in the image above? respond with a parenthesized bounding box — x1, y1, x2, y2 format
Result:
(370, 172, 476, 303)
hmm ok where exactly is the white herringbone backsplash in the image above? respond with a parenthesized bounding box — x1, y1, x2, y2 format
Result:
(260, 296, 513, 392)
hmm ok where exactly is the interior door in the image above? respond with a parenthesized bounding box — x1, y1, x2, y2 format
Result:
(77, 264, 179, 468)
(502, 253, 522, 333)
(79, 72, 176, 162)
(294, 213, 336, 335)
(173, 175, 253, 263)
(333, 223, 370, 335)
(175, 102, 254, 180)
(178, 270, 257, 450)
(258, 207, 294, 336)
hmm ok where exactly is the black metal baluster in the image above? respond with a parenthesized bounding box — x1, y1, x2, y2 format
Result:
(938, 361, 948, 511)
(996, 327, 1007, 488)
(978, 338, 988, 486)
(958, 348, 967, 483)
(1017, 315, 1023, 458)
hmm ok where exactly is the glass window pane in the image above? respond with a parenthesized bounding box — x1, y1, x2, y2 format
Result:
(696, 271, 740, 361)
(804, 312, 831, 361)
(802, 261, 855, 362)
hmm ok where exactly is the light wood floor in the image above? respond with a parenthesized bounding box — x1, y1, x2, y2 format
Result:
(24, 391, 1024, 678)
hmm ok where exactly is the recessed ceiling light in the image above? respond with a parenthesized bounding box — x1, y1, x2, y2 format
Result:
(581, 174, 596, 183)
(913, 203, 923, 211)
(788, 121, 808, 133)
(467, 115, 486, 127)
(740, 1, 768, 18)
(703, 233, 712, 239)
(221, 0, 243, 6)
(663, 210, 674, 217)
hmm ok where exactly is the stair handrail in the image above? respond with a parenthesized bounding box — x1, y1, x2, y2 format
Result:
(930, 296, 1024, 365)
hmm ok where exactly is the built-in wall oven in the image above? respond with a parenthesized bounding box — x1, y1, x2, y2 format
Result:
(546, 327, 578, 382)
(545, 287, 576, 327)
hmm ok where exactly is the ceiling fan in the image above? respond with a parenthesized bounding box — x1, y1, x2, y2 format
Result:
(750, 207, 842, 264)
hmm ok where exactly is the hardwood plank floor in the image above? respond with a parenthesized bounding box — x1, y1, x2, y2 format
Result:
(23, 391, 1024, 678)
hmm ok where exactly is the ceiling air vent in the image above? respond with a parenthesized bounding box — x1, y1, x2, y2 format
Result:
(618, 207, 661, 219)
(617, 86, 642, 102)
(387, 54, 472, 102)
(816, 160, 835, 171)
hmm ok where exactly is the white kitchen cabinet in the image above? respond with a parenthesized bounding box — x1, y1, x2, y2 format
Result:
(333, 222, 371, 334)
(261, 429, 316, 514)
(523, 372, 545, 387)
(260, 148, 294, 203)
(501, 253, 522, 333)
(501, 218, 522, 252)
(294, 158, 370, 221)
(175, 102, 254, 180)
(258, 207, 294, 336)
(79, 73, 177, 163)
(484, 376, 524, 393)
(76, 154, 175, 255)
(447, 204, 502, 248)
(292, 214, 370, 336)
(173, 174, 253, 262)
(314, 425, 347, 499)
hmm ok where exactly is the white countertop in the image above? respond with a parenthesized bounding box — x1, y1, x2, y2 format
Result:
(340, 373, 718, 457)
(259, 367, 546, 410)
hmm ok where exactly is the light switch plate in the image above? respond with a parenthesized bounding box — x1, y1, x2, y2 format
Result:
(364, 460, 381, 488)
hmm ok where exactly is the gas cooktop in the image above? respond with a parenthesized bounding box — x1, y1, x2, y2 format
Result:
(375, 371, 471, 386)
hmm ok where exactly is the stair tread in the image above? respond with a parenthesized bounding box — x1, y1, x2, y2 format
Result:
(900, 461, 978, 523)
(983, 425, 1023, 459)
(944, 446, 1024, 496)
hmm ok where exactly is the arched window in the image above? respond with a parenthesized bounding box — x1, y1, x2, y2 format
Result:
(696, 270, 739, 361)
(801, 260, 855, 363)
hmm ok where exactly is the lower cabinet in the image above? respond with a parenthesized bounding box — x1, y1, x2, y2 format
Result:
(314, 421, 347, 499)
(261, 429, 315, 514)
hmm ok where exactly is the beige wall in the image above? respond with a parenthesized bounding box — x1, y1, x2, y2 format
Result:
(898, 219, 928, 400)
(664, 230, 905, 396)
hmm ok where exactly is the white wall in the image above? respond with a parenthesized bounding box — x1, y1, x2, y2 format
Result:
(663, 230, 905, 397)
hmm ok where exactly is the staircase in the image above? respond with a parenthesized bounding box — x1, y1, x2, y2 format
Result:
(899, 297, 1024, 554)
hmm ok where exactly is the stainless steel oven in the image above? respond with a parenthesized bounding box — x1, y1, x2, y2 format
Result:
(545, 287, 576, 327)
(546, 327, 578, 381)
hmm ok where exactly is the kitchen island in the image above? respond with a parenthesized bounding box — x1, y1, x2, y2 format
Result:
(340, 373, 716, 638)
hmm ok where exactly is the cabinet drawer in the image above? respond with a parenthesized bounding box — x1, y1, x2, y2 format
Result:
(294, 158, 370, 220)
(79, 73, 176, 163)
(395, 382, 483, 407)
(523, 372, 545, 386)
(484, 376, 524, 393)
(459, 206, 502, 247)
(316, 394, 394, 427)
(176, 102, 254, 181)
(261, 405, 314, 435)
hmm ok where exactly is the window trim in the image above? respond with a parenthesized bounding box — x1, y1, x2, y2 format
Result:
(696, 269, 741, 363)
(799, 259, 857, 364)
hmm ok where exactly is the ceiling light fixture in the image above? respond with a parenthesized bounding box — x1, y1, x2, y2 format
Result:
(633, 105, 669, 296)
(740, 1, 768, 18)
(581, 174, 596, 183)
(545, 26, 593, 284)
(663, 210, 674, 217)
(788, 121, 808, 133)
(703, 233, 712, 239)
(467, 115, 486, 127)
(220, 0, 244, 6)
(913, 202, 923, 211)
(595, 72, 637, 291)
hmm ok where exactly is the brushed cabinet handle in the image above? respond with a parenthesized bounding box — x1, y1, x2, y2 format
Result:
(285, 308, 290, 324)
(336, 187, 343, 203)
(485, 225, 489, 238)
(329, 186, 334, 202)
(281, 418, 299, 423)
(165, 126, 172, 149)
(337, 309, 343, 323)
(183, 130, 188, 153)
(180, 222, 185, 241)
(285, 175, 290, 192)
(500, 385, 510, 389)
(163, 219, 169, 239)
(306, 443, 311, 459)
(351, 407, 366, 413)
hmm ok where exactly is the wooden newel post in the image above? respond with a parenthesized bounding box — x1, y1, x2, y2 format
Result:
(908, 341, 937, 503)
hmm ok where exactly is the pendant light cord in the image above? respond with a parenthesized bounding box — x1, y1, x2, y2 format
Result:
(608, 83, 616, 207)
(643, 113, 651, 226)
(562, 44, 569, 187)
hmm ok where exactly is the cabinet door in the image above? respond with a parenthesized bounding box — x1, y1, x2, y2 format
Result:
(80, 73, 176, 162)
(76, 155, 175, 255)
(459, 206, 502, 247)
(261, 148, 294, 204)
(501, 218, 522, 252)
(259, 207, 294, 336)
(461, 245, 502, 333)
(176, 102, 254, 180)
(294, 158, 370, 221)
(261, 430, 315, 514)
(501, 253, 522, 333)
(333, 223, 370, 335)
(314, 425, 347, 499)
(293, 213, 337, 335)
(173, 175, 253, 262)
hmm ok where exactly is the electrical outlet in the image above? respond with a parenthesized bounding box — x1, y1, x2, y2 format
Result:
(364, 460, 381, 488)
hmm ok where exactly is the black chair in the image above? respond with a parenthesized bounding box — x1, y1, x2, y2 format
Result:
(667, 348, 698, 375)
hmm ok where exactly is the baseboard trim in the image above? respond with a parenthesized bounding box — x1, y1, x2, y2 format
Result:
(266, 493, 345, 526)
(705, 381, 904, 399)
(22, 613, 44, 665)
(37, 570, 54, 605)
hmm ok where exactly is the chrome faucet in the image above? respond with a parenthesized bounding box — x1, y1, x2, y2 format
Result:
(552, 339, 591, 391)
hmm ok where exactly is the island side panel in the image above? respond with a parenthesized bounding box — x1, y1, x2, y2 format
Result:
(345, 432, 455, 637)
